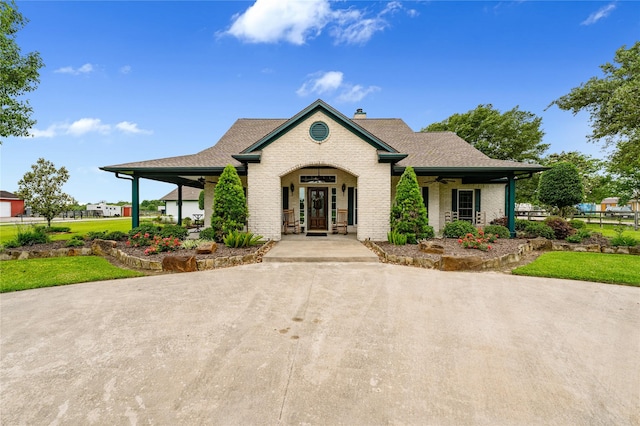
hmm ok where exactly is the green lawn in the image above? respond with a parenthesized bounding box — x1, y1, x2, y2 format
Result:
(0, 218, 134, 244)
(512, 252, 640, 286)
(0, 256, 144, 293)
(583, 223, 640, 240)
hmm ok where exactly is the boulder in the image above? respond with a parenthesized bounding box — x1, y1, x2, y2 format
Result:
(528, 238, 552, 251)
(418, 241, 445, 254)
(196, 242, 217, 254)
(162, 255, 197, 272)
(441, 255, 483, 271)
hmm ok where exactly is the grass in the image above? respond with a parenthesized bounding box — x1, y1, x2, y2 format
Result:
(512, 252, 640, 286)
(0, 256, 144, 293)
(583, 223, 640, 240)
(0, 218, 135, 244)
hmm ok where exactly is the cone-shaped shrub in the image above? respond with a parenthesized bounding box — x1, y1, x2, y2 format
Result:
(211, 164, 248, 242)
(390, 166, 432, 243)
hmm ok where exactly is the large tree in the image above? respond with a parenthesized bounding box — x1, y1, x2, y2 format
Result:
(537, 162, 584, 217)
(16, 158, 74, 227)
(549, 42, 640, 202)
(1, 1, 44, 143)
(543, 151, 611, 204)
(422, 104, 548, 163)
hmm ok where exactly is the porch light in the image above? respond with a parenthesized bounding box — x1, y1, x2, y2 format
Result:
(290, 183, 295, 194)
(341, 183, 346, 194)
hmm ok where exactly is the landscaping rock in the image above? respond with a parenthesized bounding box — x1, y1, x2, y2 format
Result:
(441, 255, 483, 271)
(528, 238, 552, 251)
(418, 241, 445, 254)
(196, 242, 217, 254)
(162, 255, 197, 272)
(92, 239, 118, 256)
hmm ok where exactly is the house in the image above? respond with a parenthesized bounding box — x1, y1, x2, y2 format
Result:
(160, 186, 204, 220)
(101, 100, 545, 240)
(601, 197, 640, 213)
(86, 203, 128, 217)
(0, 191, 25, 217)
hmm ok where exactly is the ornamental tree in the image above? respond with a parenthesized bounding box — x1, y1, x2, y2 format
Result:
(1, 1, 44, 143)
(16, 158, 74, 227)
(390, 166, 430, 243)
(537, 162, 584, 217)
(198, 189, 205, 210)
(211, 164, 247, 241)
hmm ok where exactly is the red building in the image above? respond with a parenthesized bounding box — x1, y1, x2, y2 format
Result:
(0, 191, 25, 217)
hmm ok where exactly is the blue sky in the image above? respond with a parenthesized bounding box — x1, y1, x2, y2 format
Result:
(1, 0, 638, 204)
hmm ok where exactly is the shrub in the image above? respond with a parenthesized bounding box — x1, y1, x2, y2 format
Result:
(222, 230, 263, 248)
(103, 231, 128, 241)
(457, 229, 496, 251)
(442, 220, 477, 238)
(544, 216, 575, 240)
(199, 227, 216, 241)
(85, 231, 107, 240)
(126, 232, 154, 247)
(159, 224, 188, 240)
(389, 166, 430, 241)
(65, 236, 85, 247)
(565, 234, 582, 243)
(490, 217, 507, 227)
(422, 226, 435, 239)
(211, 164, 248, 242)
(182, 217, 193, 227)
(387, 230, 407, 246)
(143, 236, 182, 255)
(611, 235, 638, 247)
(46, 226, 71, 233)
(523, 222, 555, 239)
(484, 225, 510, 239)
(569, 219, 586, 230)
(12, 225, 50, 247)
(515, 219, 529, 231)
(128, 223, 161, 238)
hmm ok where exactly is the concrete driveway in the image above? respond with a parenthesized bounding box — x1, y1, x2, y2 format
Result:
(1, 263, 638, 425)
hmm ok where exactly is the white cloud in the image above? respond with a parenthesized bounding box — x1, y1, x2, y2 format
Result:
(297, 71, 380, 103)
(336, 84, 381, 103)
(226, 0, 330, 45)
(116, 121, 153, 135)
(296, 71, 344, 96)
(28, 118, 153, 138)
(54, 63, 94, 75)
(120, 65, 132, 74)
(581, 3, 616, 25)
(67, 118, 110, 136)
(223, 0, 403, 45)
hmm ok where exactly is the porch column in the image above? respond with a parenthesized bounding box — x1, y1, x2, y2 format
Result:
(132, 175, 140, 228)
(177, 184, 183, 225)
(507, 174, 516, 238)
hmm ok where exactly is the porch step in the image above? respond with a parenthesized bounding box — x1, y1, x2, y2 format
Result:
(262, 238, 379, 263)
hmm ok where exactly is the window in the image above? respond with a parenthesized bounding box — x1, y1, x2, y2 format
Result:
(458, 190, 474, 222)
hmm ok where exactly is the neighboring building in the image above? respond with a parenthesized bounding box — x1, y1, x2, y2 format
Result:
(86, 203, 126, 217)
(0, 191, 25, 217)
(160, 187, 204, 220)
(601, 197, 640, 213)
(101, 100, 546, 240)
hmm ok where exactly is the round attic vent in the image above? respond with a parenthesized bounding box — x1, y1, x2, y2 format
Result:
(309, 121, 329, 142)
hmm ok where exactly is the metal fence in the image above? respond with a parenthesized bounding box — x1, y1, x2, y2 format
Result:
(516, 210, 639, 230)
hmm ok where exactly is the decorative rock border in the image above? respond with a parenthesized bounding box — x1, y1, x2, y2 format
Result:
(364, 238, 639, 271)
(91, 239, 277, 272)
(1, 239, 277, 273)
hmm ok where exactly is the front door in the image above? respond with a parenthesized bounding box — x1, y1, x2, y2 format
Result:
(458, 190, 474, 222)
(308, 187, 328, 231)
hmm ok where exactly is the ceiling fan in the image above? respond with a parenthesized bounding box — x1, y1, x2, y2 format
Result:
(424, 176, 454, 184)
(197, 177, 217, 185)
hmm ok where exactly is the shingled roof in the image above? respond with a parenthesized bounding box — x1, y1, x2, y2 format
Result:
(101, 100, 544, 185)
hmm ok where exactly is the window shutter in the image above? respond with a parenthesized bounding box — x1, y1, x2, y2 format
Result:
(347, 187, 354, 225)
(474, 189, 481, 212)
(422, 187, 429, 214)
(451, 189, 458, 212)
(282, 187, 289, 210)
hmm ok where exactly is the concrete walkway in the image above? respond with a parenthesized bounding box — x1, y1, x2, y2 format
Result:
(1, 263, 638, 425)
(263, 234, 379, 263)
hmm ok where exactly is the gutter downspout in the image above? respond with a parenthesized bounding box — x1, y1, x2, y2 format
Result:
(115, 173, 139, 228)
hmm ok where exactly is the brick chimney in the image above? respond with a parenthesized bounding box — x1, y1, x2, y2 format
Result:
(353, 108, 367, 119)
